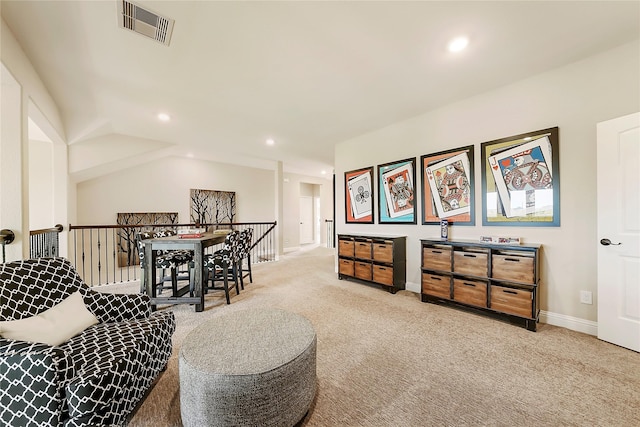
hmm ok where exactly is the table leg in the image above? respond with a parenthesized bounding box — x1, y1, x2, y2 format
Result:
(194, 243, 204, 312)
(145, 243, 157, 311)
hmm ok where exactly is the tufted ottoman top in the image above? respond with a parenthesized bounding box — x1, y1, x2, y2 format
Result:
(180, 307, 316, 375)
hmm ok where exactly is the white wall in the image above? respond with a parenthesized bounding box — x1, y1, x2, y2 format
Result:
(281, 173, 333, 250)
(1, 18, 68, 260)
(335, 40, 640, 330)
(28, 139, 53, 229)
(76, 156, 333, 250)
(77, 156, 276, 224)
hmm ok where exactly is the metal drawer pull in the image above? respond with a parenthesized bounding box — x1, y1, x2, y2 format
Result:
(463, 282, 476, 287)
(463, 254, 477, 258)
(430, 276, 442, 280)
(504, 258, 520, 262)
(503, 289, 518, 294)
(378, 267, 387, 271)
(432, 250, 442, 254)
(378, 245, 387, 249)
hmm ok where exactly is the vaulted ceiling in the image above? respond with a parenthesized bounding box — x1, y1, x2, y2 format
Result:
(2, 1, 639, 179)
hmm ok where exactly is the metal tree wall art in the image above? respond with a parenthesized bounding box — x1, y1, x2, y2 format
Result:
(190, 189, 236, 226)
(116, 212, 178, 266)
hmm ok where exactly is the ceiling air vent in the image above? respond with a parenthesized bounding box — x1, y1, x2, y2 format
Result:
(117, 1, 174, 46)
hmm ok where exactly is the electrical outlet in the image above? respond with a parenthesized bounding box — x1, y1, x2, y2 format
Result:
(580, 290, 593, 305)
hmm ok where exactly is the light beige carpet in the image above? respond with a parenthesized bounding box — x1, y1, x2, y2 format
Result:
(104, 246, 639, 427)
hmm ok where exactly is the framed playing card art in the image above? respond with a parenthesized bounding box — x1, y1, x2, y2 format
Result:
(421, 145, 475, 225)
(345, 167, 374, 223)
(481, 127, 560, 226)
(377, 158, 417, 224)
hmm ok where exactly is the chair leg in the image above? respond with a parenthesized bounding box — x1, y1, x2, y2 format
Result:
(189, 263, 196, 297)
(234, 262, 244, 291)
(140, 268, 146, 293)
(158, 268, 168, 295)
(222, 267, 231, 304)
(247, 254, 253, 283)
(169, 267, 181, 297)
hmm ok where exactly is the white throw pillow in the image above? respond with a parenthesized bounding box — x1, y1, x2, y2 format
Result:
(0, 290, 98, 346)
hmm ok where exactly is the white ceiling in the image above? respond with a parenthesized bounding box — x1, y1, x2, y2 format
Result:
(2, 1, 639, 179)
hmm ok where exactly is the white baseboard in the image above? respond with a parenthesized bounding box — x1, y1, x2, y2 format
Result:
(405, 281, 421, 294)
(403, 287, 597, 336)
(539, 310, 597, 336)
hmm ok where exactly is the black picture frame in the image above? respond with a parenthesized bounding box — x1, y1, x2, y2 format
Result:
(344, 166, 375, 224)
(420, 145, 475, 225)
(377, 157, 417, 224)
(480, 127, 560, 226)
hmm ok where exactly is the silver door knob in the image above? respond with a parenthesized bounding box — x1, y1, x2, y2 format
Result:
(600, 238, 621, 246)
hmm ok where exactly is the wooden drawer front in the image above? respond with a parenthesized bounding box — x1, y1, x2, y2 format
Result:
(373, 242, 393, 263)
(453, 278, 487, 308)
(453, 251, 488, 276)
(355, 261, 372, 281)
(339, 259, 354, 276)
(492, 254, 534, 283)
(373, 264, 394, 286)
(422, 273, 450, 299)
(338, 240, 354, 257)
(354, 241, 372, 259)
(423, 247, 452, 272)
(490, 285, 533, 318)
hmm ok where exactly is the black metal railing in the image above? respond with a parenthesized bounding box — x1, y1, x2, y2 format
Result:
(1, 228, 16, 263)
(30, 224, 64, 258)
(68, 222, 277, 287)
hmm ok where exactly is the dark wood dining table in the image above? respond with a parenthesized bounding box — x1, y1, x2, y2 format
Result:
(143, 232, 226, 312)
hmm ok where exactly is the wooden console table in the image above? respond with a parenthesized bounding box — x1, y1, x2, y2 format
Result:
(421, 239, 541, 331)
(337, 234, 406, 293)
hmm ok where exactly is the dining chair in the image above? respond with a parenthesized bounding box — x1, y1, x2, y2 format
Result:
(202, 248, 239, 304)
(238, 228, 253, 284)
(136, 230, 194, 296)
(213, 230, 244, 290)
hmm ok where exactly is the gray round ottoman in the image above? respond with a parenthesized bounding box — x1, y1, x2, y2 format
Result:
(179, 308, 317, 427)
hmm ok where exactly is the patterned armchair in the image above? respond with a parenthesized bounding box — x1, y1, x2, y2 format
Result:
(0, 257, 176, 427)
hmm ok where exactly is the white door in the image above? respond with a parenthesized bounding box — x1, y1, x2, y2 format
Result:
(299, 196, 314, 244)
(597, 112, 640, 352)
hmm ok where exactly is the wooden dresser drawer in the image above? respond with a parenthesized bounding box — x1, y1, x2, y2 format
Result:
(338, 239, 354, 257)
(422, 273, 450, 298)
(423, 246, 452, 272)
(355, 261, 372, 281)
(453, 278, 487, 308)
(454, 250, 488, 276)
(339, 259, 354, 276)
(492, 253, 534, 283)
(373, 264, 393, 286)
(354, 241, 372, 260)
(490, 285, 533, 318)
(373, 242, 393, 263)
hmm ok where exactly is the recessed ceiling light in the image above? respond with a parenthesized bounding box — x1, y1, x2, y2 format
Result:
(321, 170, 327, 175)
(448, 36, 469, 53)
(266, 138, 275, 146)
(157, 112, 171, 122)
